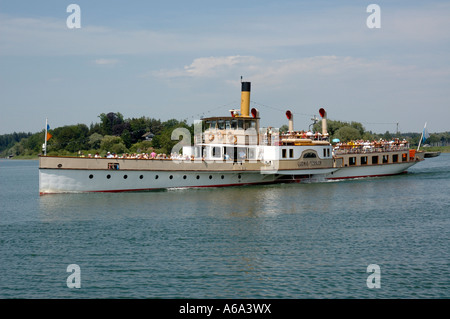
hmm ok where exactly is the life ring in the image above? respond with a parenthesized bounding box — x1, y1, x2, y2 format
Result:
(209, 134, 214, 142)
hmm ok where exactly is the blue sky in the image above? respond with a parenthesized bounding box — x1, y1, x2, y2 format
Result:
(1, 0, 449, 134)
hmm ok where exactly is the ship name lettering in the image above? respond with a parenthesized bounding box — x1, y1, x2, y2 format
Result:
(297, 160, 322, 167)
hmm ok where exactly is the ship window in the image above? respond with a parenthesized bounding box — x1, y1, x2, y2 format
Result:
(108, 163, 119, 170)
(196, 175, 200, 179)
(402, 153, 408, 162)
(212, 146, 222, 158)
(155, 175, 159, 179)
(383, 155, 389, 163)
(209, 175, 212, 179)
(139, 175, 143, 179)
(238, 120, 244, 129)
(238, 174, 241, 179)
(372, 156, 378, 164)
(323, 149, 327, 158)
(224, 147, 234, 161)
(349, 157, 356, 166)
(221, 175, 224, 179)
(231, 120, 237, 129)
(361, 156, 368, 165)
(282, 149, 287, 158)
(210, 120, 216, 129)
(393, 154, 398, 163)
(183, 175, 187, 179)
(327, 148, 330, 157)
(107, 174, 111, 179)
(169, 175, 173, 179)
(89, 174, 94, 179)
(248, 148, 256, 160)
(289, 149, 294, 158)
(225, 120, 231, 129)
(218, 120, 225, 130)
(303, 152, 317, 158)
(237, 148, 247, 160)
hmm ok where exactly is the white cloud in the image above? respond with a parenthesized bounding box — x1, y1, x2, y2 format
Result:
(153, 55, 424, 86)
(153, 55, 260, 78)
(94, 58, 119, 66)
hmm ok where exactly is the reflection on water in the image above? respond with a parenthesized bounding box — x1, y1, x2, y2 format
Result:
(38, 182, 341, 222)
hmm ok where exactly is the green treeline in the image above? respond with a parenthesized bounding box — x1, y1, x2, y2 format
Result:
(1, 113, 449, 158)
(0, 112, 193, 158)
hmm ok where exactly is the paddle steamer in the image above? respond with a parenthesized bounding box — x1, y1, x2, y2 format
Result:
(39, 81, 425, 194)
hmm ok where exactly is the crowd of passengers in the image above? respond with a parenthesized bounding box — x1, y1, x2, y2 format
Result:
(280, 130, 329, 141)
(334, 138, 409, 153)
(80, 151, 193, 160)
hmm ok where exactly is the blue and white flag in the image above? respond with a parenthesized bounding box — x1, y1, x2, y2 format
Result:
(422, 123, 430, 142)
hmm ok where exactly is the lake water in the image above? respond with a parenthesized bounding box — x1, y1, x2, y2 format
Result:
(0, 155, 449, 299)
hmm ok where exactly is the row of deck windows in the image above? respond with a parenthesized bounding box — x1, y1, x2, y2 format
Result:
(347, 153, 408, 166)
(205, 119, 257, 130)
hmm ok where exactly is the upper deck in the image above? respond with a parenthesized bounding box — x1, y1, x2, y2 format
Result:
(334, 139, 410, 155)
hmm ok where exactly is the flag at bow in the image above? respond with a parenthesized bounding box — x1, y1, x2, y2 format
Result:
(46, 123, 52, 141)
(43, 119, 52, 155)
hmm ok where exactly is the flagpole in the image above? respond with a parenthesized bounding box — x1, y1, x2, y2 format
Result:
(417, 122, 427, 152)
(44, 118, 48, 156)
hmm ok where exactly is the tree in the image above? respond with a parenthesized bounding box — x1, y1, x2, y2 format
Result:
(334, 126, 361, 142)
(100, 135, 127, 154)
(279, 125, 289, 133)
(50, 124, 89, 153)
(88, 133, 103, 149)
(151, 119, 192, 154)
(98, 112, 124, 136)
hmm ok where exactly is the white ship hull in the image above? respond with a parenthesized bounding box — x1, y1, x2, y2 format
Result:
(39, 169, 279, 194)
(326, 161, 417, 180)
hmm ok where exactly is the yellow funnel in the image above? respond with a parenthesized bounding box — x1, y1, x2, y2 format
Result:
(240, 82, 251, 117)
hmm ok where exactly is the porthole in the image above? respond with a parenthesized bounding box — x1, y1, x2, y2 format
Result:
(123, 175, 128, 179)
(183, 175, 187, 179)
(155, 175, 159, 179)
(221, 175, 224, 179)
(89, 174, 94, 179)
(139, 175, 144, 179)
(107, 174, 111, 179)
(196, 175, 200, 180)
(57, 164, 62, 168)
(209, 175, 212, 179)
(238, 174, 241, 179)
(169, 175, 173, 179)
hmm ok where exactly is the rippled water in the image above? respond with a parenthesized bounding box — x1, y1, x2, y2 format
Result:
(0, 155, 449, 298)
